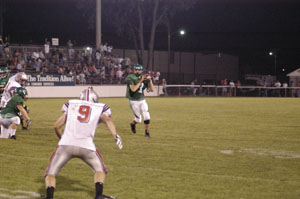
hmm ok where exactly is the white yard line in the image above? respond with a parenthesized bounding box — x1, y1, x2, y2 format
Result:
(220, 148, 300, 159)
(0, 188, 40, 199)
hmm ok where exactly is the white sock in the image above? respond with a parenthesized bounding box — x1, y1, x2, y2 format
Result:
(10, 128, 16, 137)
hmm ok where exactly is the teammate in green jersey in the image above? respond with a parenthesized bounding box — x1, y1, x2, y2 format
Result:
(124, 64, 154, 137)
(0, 67, 10, 96)
(0, 87, 31, 139)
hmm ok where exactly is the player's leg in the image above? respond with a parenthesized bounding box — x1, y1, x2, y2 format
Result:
(45, 146, 73, 199)
(129, 100, 142, 134)
(0, 125, 10, 138)
(141, 100, 151, 137)
(79, 148, 108, 199)
(0, 117, 13, 128)
(9, 122, 18, 139)
(6, 116, 20, 139)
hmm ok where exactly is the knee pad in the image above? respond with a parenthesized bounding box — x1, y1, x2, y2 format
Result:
(144, 120, 150, 124)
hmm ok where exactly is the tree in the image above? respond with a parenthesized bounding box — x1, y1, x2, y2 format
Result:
(106, 0, 197, 69)
(77, 0, 197, 69)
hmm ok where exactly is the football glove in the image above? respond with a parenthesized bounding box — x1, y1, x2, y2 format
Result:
(25, 119, 31, 129)
(24, 105, 30, 113)
(114, 134, 123, 149)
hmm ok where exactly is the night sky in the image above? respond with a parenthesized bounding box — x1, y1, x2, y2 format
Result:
(2, 0, 300, 76)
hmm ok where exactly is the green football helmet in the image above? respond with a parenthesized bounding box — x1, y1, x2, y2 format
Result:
(15, 87, 28, 99)
(0, 67, 9, 78)
(134, 64, 144, 71)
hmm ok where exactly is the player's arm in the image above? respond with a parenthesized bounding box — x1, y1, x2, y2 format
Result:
(129, 75, 146, 92)
(100, 114, 123, 149)
(17, 104, 30, 121)
(54, 113, 66, 139)
(147, 76, 154, 92)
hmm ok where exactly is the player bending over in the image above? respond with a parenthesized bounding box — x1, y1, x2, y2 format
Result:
(44, 87, 122, 199)
(0, 87, 31, 139)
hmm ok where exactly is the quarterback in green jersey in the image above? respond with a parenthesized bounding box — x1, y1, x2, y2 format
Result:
(124, 64, 154, 137)
(0, 87, 31, 139)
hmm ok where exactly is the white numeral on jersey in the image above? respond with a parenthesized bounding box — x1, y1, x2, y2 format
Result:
(138, 83, 144, 93)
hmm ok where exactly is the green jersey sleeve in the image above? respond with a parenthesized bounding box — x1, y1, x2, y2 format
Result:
(0, 95, 24, 118)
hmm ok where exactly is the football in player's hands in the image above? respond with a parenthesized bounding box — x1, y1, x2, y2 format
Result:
(145, 75, 151, 81)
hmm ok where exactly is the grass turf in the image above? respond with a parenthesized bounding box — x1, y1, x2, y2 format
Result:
(0, 97, 300, 199)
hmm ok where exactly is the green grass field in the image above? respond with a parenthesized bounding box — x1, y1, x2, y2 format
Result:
(0, 97, 300, 199)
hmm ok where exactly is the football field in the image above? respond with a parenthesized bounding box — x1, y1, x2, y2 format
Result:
(0, 97, 300, 199)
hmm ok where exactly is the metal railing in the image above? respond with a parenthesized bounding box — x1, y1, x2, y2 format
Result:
(163, 85, 300, 97)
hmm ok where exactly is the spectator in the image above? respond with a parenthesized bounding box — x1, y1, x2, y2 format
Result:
(115, 68, 124, 84)
(0, 35, 3, 57)
(67, 40, 74, 58)
(78, 71, 86, 84)
(162, 79, 168, 96)
(154, 71, 160, 85)
(95, 50, 101, 66)
(3, 36, 10, 58)
(222, 79, 228, 96)
(33, 60, 41, 73)
(229, 80, 235, 96)
(190, 80, 197, 96)
(274, 80, 281, 97)
(44, 38, 50, 58)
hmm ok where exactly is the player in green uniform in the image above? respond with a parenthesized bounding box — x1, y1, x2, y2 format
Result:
(0, 67, 10, 96)
(124, 64, 154, 137)
(0, 87, 31, 139)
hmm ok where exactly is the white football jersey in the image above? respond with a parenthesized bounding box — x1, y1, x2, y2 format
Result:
(58, 99, 111, 151)
(1, 80, 22, 107)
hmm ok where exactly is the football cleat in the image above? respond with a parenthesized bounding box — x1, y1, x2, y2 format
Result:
(95, 194, 117, 199)
(10, 135, 16, 140)
(130, 123, 136, 134)
(145, 130, 150, 138)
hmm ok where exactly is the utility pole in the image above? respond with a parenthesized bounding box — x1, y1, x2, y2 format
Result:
(96, 0, 101, 50)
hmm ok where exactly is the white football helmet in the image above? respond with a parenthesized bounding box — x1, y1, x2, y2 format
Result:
(80, 87, 99, 103)
(15, 72, 28, 86)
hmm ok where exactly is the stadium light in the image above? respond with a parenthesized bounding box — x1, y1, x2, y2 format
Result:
(179, 29, 186, 36)
(269, 50, 278, 75)
(168, 29, 186, 82)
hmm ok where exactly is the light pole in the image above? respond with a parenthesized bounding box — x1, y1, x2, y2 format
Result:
(269, 51, 277, 76)
(167, 29, 186, 82)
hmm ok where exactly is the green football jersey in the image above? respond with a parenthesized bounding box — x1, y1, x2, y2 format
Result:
(0, 95, 24, 118)
(125, 74, 150, 101)
(0, 75, 9, 94)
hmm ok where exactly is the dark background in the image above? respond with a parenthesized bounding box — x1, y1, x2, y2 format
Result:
(2, 0, 300, 77)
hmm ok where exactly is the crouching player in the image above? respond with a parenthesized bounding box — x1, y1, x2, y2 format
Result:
(0, 87, 31, 139)
(44, 87, 122, 199)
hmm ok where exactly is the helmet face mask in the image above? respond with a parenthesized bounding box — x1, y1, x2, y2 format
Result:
(134, 64, 143, 75)
(80, 87, 99, 103)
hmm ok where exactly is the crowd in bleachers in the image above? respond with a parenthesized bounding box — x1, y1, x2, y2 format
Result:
(0, 40, 161, 85)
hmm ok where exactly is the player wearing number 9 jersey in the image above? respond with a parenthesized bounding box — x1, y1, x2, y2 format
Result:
(124, 64, 154, 138)
(44, 87, 122, 199)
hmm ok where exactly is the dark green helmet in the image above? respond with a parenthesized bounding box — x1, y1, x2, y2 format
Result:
(134, 64, 143, 71)
(15, 87, 28, 98)
(0, 67, 9, 73)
